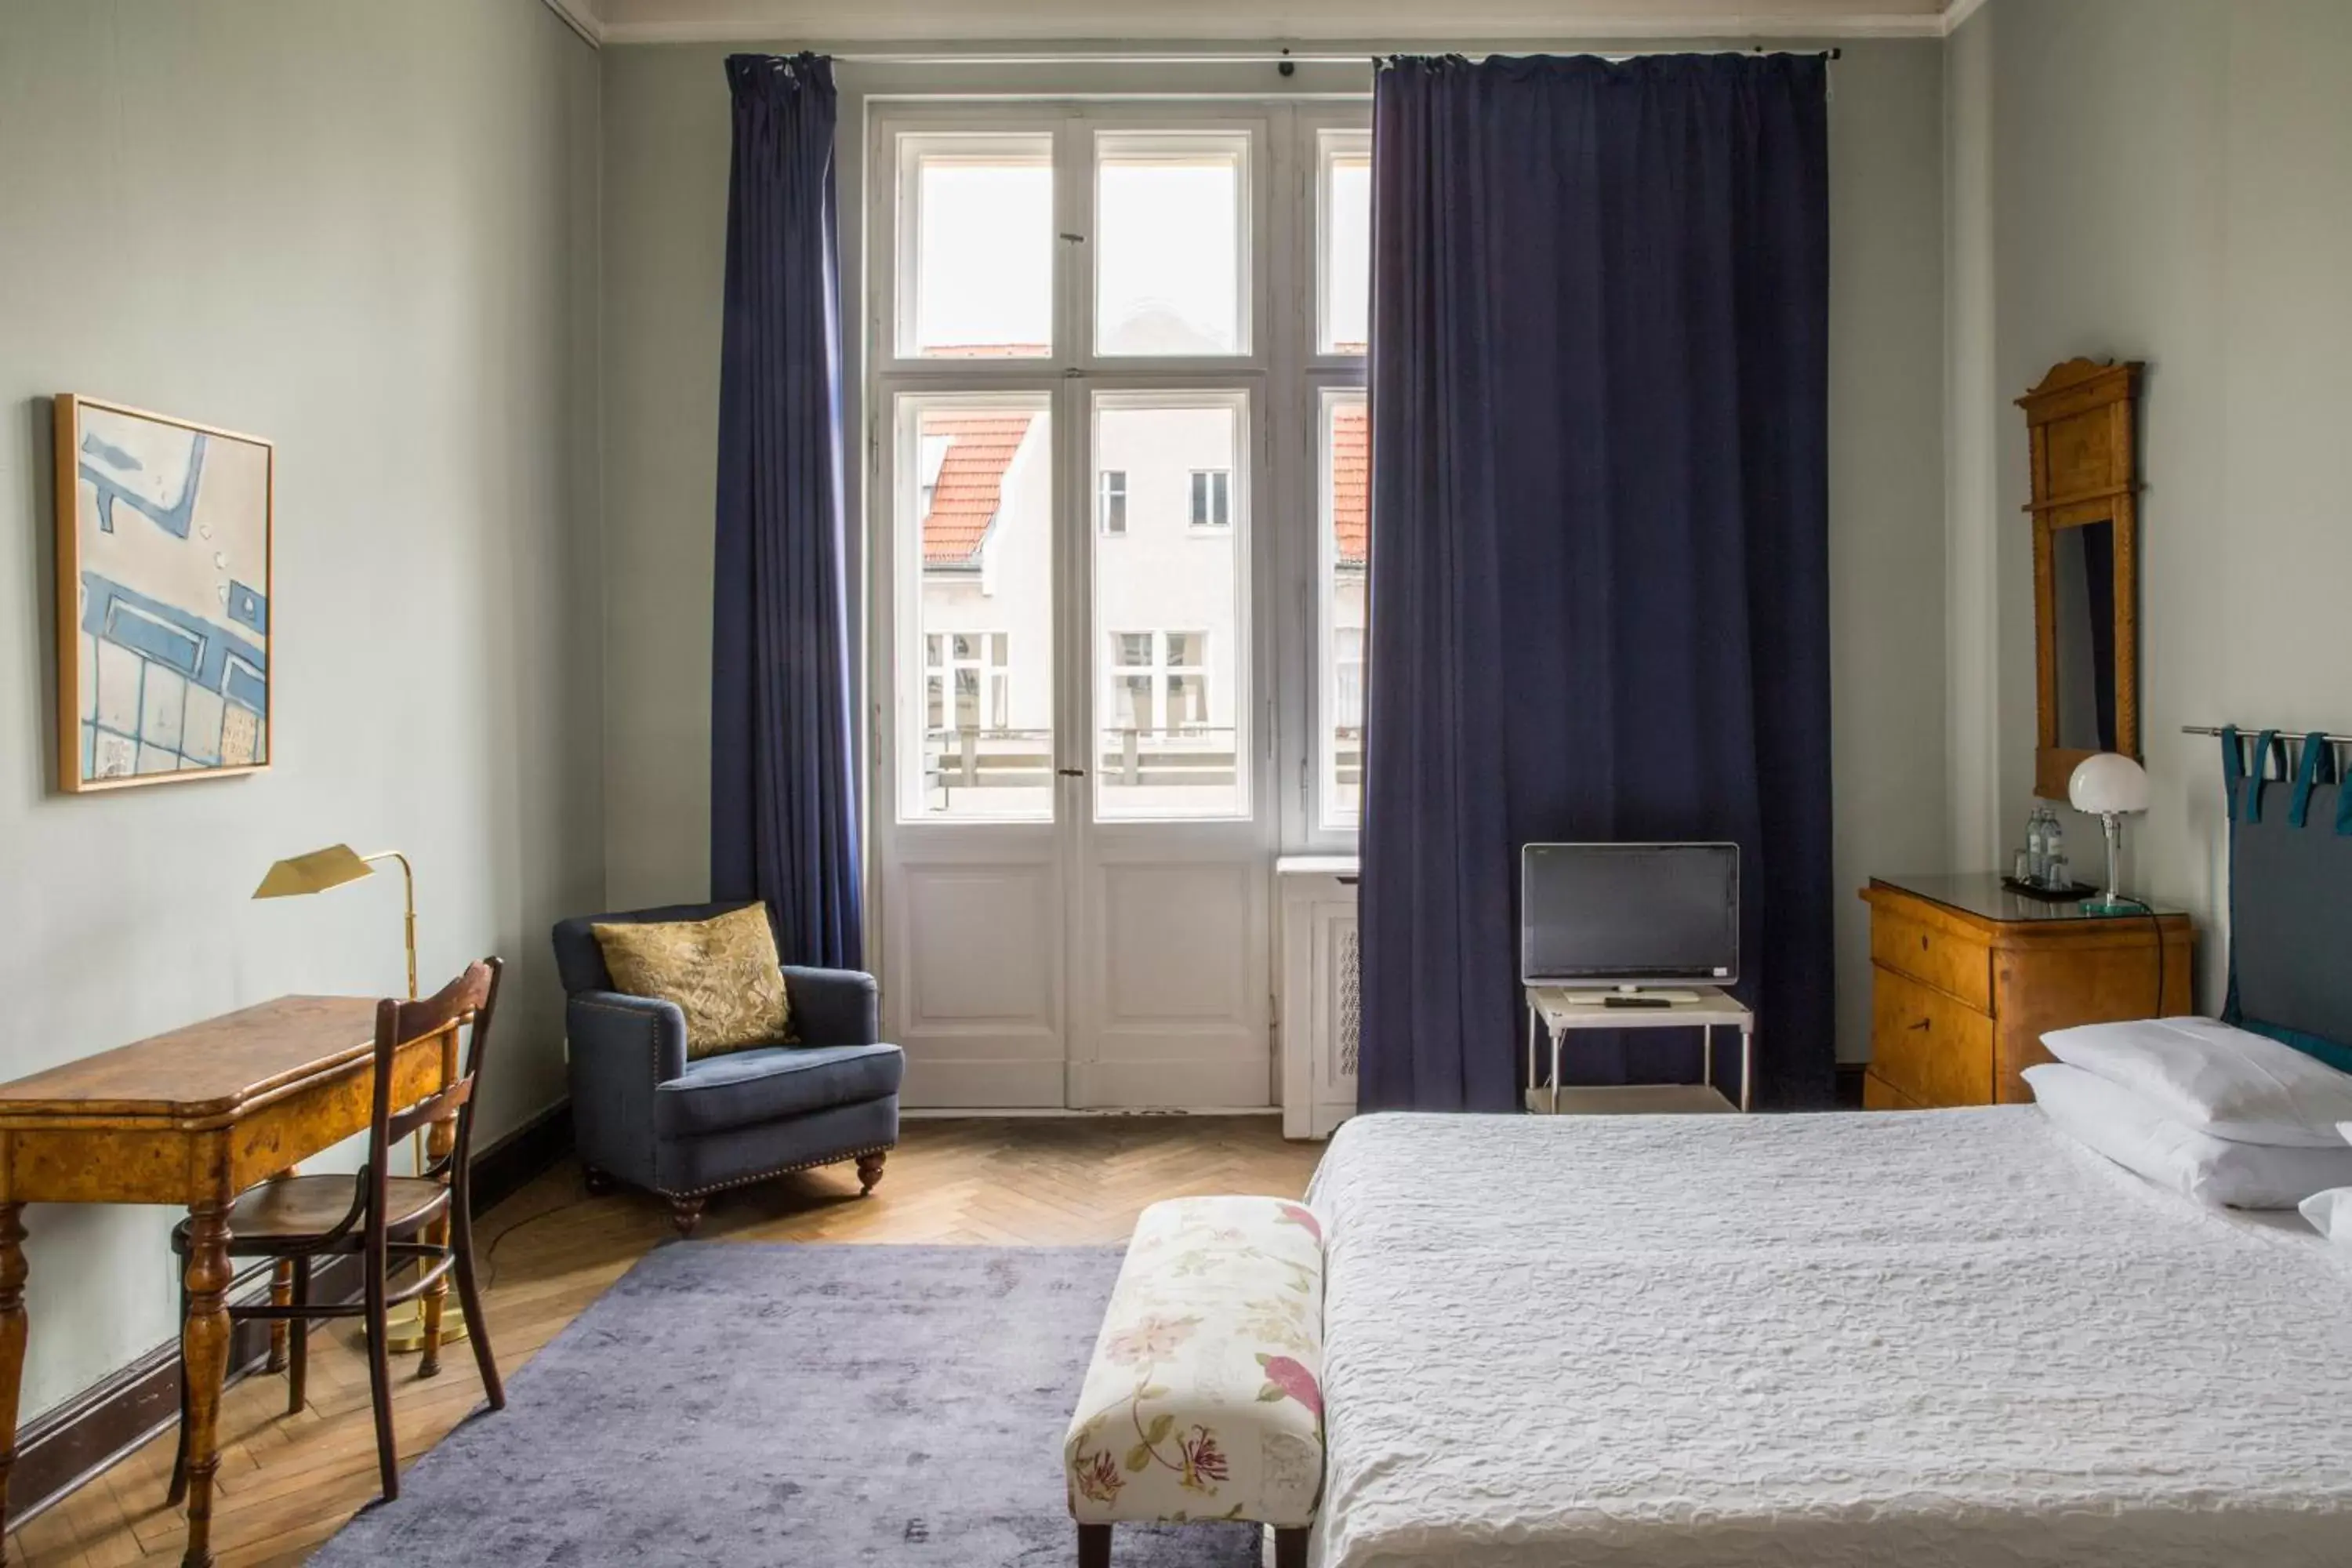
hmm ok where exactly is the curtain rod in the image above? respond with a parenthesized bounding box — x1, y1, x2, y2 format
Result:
(2184, 725, 2352, 746)
(828, 45, 1840, 65)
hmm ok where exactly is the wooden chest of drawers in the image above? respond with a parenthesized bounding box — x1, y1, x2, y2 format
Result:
(1860, 875, 2194, 1109)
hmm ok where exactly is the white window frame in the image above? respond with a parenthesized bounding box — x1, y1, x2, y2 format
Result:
(1316, 128, 1373, 358)
(1102, 629, 1213, 737)
(1290, 107, 1373, 849)
(894, 131, 1058, 363)
(1188, 467, 1233, 530)
(866, 96, 1368, 850)
(1091, 129, 1255, 360)
(1098, 469, 1128, 535)
(1316, 386, 1369, 832)
(888, 388, 1055, 825)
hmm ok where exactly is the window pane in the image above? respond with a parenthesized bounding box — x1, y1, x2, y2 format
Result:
(1096, 132, 1247, 356)
(1319, 132, 1371, 355)
(1093, 394, 1249, 818)
(901, 395, 1052, 820)
(1320, 390, 1367, 826)
(1099, 470, 1127, 535)
(1115, 673, 1154, 730)
(1189, 470, 1232, 528)
(905, 136, 1053, 359)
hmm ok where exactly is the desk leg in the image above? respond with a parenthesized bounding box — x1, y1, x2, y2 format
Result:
(263, 1166, 298, 1377)
(1703, 1025, 1715, 1094)
(0, 1203, 27, 1566)
(179, 1202, 233, 1568)
(1740, 1022, 1754, 1113)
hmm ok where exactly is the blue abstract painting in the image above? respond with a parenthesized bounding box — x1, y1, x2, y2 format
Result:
(57, 397, 272, 789)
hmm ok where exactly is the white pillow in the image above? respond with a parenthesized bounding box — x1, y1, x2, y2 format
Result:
(2024, 1062, 2352, 1209)
(2038, 1015, 2352, 1147)
(2301, 1187, 2352, 1248)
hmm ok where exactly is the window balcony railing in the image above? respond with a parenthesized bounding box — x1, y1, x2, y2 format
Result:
(920, 726, 1245, 800)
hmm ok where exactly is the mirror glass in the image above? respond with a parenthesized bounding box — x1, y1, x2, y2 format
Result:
(2051, 519, 2118, 753)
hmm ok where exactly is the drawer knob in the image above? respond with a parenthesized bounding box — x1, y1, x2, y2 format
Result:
(1920, 935, 1929, 951)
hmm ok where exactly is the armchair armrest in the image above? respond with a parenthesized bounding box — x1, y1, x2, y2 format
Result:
(568, 990, 688, 1082)
(782, 966, 880, 1047)
(564, 990, 687, 1189)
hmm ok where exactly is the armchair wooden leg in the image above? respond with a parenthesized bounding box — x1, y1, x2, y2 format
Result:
(856, 1152, 887, 1196)
(669, 1196, 706, 1237)
(1275, 1526, 1308, 1568)
(1076, 1523, 1111, 1568)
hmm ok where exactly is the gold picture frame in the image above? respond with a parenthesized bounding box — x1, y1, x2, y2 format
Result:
(53, 394, 276, 793)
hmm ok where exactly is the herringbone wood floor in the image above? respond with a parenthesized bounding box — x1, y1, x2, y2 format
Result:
(8, 1116, 1322, 1568)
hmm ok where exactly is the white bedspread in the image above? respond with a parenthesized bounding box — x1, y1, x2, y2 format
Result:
(1306, 1109, 2352, 1568)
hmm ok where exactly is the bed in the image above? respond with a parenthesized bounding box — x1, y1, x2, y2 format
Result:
(1306, 1106, 2352, 1567)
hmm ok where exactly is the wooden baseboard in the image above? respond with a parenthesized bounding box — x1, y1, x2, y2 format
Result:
(5, 1099, 573, 1528)
(471, 1100, 572, 1212)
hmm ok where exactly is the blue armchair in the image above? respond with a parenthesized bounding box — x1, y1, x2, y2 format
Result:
(550, 902, 903, 1235)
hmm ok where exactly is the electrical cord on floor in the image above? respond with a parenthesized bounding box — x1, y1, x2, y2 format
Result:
(479, 1181, 606, 1293)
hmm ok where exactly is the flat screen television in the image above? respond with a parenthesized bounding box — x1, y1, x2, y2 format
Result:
(1519, 842, 1740, 989)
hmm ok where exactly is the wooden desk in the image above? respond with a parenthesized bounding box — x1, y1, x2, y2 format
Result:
(0, 996, 445, 1567)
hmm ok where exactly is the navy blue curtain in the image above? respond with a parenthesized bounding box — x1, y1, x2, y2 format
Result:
(710, 53, 862, 969)
(1359, 53, 1833, 1112)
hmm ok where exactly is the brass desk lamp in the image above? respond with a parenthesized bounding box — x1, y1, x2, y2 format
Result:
(252, 844, 467, 1352)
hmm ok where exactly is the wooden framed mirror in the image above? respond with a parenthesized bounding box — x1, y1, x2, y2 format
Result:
(2018, 358, 2143, 799)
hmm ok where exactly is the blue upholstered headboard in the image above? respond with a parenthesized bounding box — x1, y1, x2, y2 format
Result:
(2220, 728, 2352, 1073)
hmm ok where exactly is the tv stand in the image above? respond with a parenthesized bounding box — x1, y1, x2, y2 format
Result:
(1562, 986, 1704, 1006)
(1524, 985, 1753, 1114)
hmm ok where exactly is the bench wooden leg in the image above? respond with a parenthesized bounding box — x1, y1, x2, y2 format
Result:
(1274, 1526, 1308, 1568)
(1076, 1522, 1111, 1567)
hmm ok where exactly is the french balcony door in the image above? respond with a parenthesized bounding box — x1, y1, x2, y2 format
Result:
(869, 101, 1363, 1109)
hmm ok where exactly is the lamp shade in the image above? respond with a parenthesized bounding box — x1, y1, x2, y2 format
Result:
(2068, 753, 2152, 815)
(252, 843, 375, 898)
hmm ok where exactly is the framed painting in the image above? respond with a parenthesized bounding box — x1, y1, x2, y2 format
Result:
(53, 394, 274, 792)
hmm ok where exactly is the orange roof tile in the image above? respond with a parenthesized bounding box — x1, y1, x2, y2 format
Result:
(1332, 404, 1367, 568)
(922, 414, 1034, 565)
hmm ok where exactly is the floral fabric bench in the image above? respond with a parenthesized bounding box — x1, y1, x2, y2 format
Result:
(1064, 1195, 1326, 1568)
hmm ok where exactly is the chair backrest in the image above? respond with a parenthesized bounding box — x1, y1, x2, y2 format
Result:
(358, 958, 504, 1243)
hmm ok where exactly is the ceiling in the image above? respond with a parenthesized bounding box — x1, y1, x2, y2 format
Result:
(548, 0, 1977, 47)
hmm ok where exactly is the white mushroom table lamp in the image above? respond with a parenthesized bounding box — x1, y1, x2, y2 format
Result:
(2067, 753, 2153, 916)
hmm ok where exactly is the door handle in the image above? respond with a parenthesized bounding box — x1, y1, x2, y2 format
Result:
(1909, 1018, 1932, 1032)
(1057, 767, 1085, 779)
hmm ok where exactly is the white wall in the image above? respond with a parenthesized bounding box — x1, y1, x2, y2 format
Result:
(0, 0, 602, 1418)
(1945, 0, 2352, 1009)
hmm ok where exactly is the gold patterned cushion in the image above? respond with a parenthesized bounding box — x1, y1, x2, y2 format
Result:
(590, 905, 792, 1060)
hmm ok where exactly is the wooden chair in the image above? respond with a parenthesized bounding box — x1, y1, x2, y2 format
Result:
(165, 959, 508, 1505)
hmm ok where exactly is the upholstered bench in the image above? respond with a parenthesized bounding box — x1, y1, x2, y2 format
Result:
(1064, 1196, 1325, 1568)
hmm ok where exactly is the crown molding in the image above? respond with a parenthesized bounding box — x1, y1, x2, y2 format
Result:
(577, 0, 1995, 51)
(541, 0, 604, 45)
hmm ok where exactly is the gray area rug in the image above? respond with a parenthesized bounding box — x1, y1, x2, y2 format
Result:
(310, 1243, 1262, 1566)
